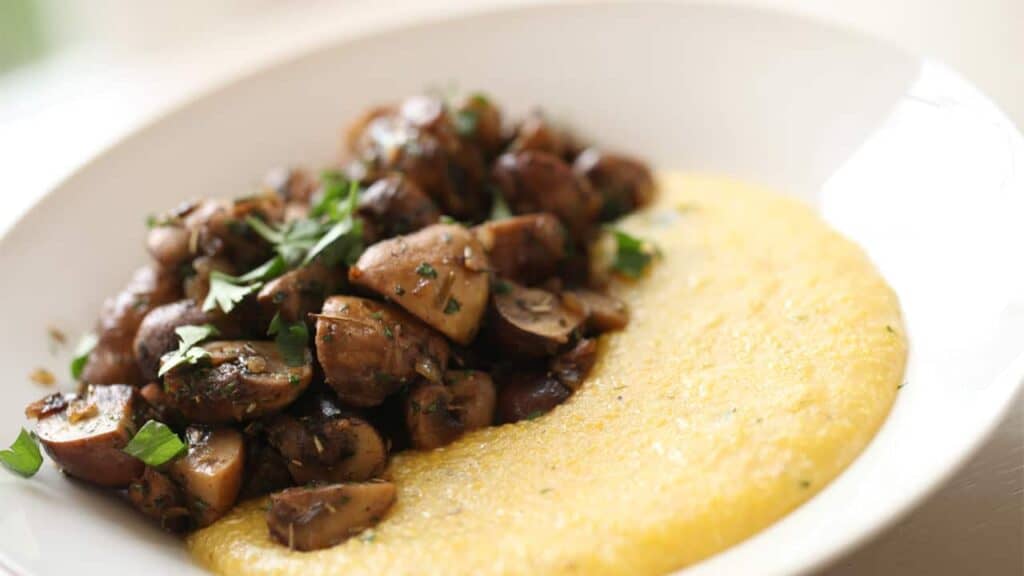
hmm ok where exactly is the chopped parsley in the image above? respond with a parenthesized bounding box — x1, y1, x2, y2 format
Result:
(202, 256, 285, 314)
(158, 324, 219, 377)
(267, 313, 309, 367)
(493, 279, 511, 295)
(443, 297, 461, 315)
(416, 262, 438, 278)
(123, 420, 187, 467)
(0, 428, 42, 478)
(608, 229, 659, 279)
(489, 186, 512, 220)
(247, 217, 323, 267)
(439, 215, 457, 225)
(70, 332, 98, 380)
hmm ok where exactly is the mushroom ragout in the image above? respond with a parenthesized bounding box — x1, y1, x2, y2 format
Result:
(7, 93, 659, 551)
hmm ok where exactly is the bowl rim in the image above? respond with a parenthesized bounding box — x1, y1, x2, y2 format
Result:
(1, 2, 1022, 575)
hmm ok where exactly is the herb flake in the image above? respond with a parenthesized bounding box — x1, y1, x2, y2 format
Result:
(0, 428, 42, 478)
(609, 229, 658, 278)
(267, 313, 309, 367)
(70, 333, 98, 380)
(158, 324, 219, 377)
(416, 262, 438, 278)
(123, 420, 187, 467)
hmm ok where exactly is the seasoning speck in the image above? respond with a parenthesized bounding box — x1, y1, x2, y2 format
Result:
(416, 262, 438, 278)
(29, 368, 55, 387)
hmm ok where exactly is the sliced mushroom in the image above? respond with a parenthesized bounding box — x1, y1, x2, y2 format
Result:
(349, 224, 490, 344)
(168, 426, 245, 527)
(496, 371, 571, 424)
(357, 175, 441, 239)
(163, 341, 312, 423)
(561, 289, 629, 333)
(257, 262, 344, 325)
(267, 400, 387, 484)
(405, 370, 496, 450)
(315, 296, 449, 406)
(491, 150, 601, 242)
(572, 148, 655, 220)
(489, 280, 584, 357)
(127, 467, 190, 532)
(549, 338, 598, 391)
(133, 299, 238, 382)
(264, 167, 318, 205)
(473, 214, 567, 285)
(454, 93, 503, 159)
(267, 481, 396, 551)
(81, 265, 181, 386)
(29, 384, 143, 487)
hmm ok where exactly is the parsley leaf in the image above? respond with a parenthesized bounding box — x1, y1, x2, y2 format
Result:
(489, 186, 512, 220)
(202, 257, 284, 314)
(312, 171, 355, 219)
(247, 217, 323, 268)
(443, 297, 461, 315)
(123, 420, 187, 467)
(609, 229, 659, 278)
(0, 428, 42, 477)
(70, 332, 98, 380)
(267, 313, 309, 367)
(158, 324, 219, 377)
(416, 262, 438, 278)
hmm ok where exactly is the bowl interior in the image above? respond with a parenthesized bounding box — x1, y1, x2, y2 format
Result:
(0, 3, 1020, 575)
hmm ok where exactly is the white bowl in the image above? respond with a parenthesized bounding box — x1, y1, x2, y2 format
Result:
(0, 3, 1020, 575)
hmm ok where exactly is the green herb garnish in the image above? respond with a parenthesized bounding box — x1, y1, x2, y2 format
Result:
(70, 332, 98, 380)
(489, 187, 512, 220)
(0, 428, 42, 477)
(454, 109, 479, 136)
(123, 420, 187, 467)
(158, 324, 219, 377)
(202, 256, 284, 314)
(609, 229, 659, 279)
(267, 313, 309, 367)
(416, 262, 438, 278)
(443, 297, 461, 315)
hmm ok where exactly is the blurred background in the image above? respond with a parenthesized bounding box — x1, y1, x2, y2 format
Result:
(0, 1, 1021, 574)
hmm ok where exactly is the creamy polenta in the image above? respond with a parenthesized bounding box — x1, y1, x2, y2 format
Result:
(189, 173, 907, 575)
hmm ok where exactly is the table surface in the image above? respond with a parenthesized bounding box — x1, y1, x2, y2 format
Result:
(0, 1, 1020, 574)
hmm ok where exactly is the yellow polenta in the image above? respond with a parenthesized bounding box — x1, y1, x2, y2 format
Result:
(189, 173, 907, 576)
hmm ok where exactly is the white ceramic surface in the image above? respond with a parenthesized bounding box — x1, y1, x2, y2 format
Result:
(0, 3, 1020, 575)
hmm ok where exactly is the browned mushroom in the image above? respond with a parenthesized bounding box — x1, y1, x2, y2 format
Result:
(496, 371, 572, 424)
(183, 256, 236, 304)
(491, 150, 601, 242)
(345, 97, 489, 220)
(349, 224, 491, 344)
(267, 395, 387, 485)
(239, 437, 293, 499)
(28, 385, 143, 487)
(357, 175, 441, 239)
(548, 338, 598, 391)
(473, 214, 567, 285)
(454, 93, 503, 159)
(256, 262, 344, 325)
(488, 280, 584, 357)
(561, 289, 629, 333)
(133, 299, 238, 382)
(405, 370, 496, 450)
(80, 265, 181, 386)
(267, 481, 396, 551)
(127, 467, 190, 532)
(137, 381, 184, 428)
(314, 296, 449, 406)
(163, 341, 312, 423)
(146, 194, 282, 272)
(572, 148, 655, 220)
(168, 426, 245, 527)
(509, 111, 568, 157)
